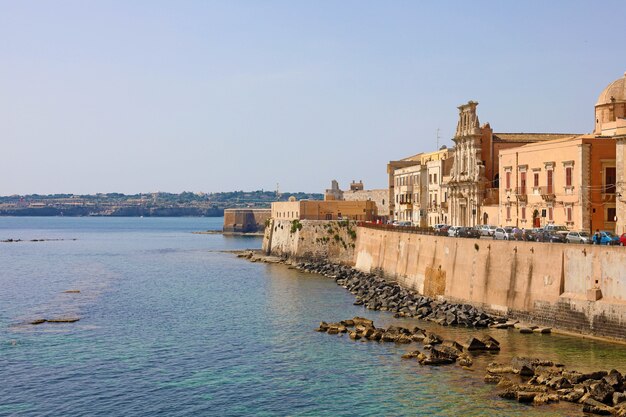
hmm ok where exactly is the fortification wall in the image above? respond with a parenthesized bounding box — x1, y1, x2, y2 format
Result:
(223, 208, 270, 233)
(262, 219, 357, 265)
(354, 226, 626, 340)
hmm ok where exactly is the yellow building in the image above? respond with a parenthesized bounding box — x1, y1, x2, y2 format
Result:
(271, 199, 377, 221)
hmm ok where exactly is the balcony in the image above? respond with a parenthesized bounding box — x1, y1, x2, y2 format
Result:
(515, 186, 527, 202)
(538, 186, 555, 201)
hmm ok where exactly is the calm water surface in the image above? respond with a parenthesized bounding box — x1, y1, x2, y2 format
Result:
(1, 217, 625, 416)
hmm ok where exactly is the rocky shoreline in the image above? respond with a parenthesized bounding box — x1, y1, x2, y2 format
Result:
(237, 251, 626, 415)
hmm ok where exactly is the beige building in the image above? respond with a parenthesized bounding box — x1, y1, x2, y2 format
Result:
(389, 148, 450, 226)
(446, 101, 578, 227)
(271, 199, 377, 221)
(324, 180, 388, 221)
(498, 136, 616, 231)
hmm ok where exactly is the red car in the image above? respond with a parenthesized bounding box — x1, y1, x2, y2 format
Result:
(620, 233, 626, 246)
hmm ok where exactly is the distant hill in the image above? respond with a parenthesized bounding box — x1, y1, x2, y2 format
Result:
(0, 190, 324, 217)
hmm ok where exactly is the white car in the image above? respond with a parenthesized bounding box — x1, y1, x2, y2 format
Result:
(493, 227, 515, 240)
(478, 225, 497, 236)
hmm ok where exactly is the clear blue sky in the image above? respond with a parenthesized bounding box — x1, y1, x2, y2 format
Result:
(1, 1, 624, 195)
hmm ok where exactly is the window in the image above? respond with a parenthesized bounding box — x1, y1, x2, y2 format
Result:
(605, 167, 616, 193)
(534, 173, 539, 187)
(506, 171, 511, 189)
(520, 172, 526, 194)
(547, 170, 553, 194)
(434, 174, 438, 183)
(506, 205, 511, 220)
(565, 167, 572, 187)
(566, 206, 572, 222)
(521, 206, 526, 220)
(548, 207, 553, 221)
(608, 207, 617, 222)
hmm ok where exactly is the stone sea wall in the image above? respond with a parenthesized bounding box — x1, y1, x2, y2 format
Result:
(354, 226, 626, 341)
(262, 219, 357, 265)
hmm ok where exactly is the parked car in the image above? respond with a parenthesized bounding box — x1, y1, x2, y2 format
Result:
(477, 225, 496, 237)
(396, 221, 412, 227)
(620, 233, 626, 246)
(448, 226, 461, 237)
(457, 226, 481, 238)
(493, 227, 514, 240)
(544, 225, 570, 238)
(436, 225, 450, 236)
(536, 231, 567, 243)
(566, 231, 592, 244)
(592, 231, 620, 245)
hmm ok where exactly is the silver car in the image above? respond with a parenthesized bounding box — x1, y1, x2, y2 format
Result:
(493, 227, 514, 240)
(566, 231, 591, 244)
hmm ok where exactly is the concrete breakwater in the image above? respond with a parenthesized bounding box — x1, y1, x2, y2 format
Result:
(263, 219, 626, 341)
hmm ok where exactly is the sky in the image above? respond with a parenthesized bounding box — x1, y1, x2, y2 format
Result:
(1, 1, 625, 195)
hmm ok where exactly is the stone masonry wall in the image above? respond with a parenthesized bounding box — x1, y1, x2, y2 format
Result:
(354, 226, 626, 341)
(263, 219, 358, 265)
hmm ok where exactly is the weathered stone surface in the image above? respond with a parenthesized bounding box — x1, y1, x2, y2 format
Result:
(484, 374, 502, 384)
(589, 380, 615, 404)
(613, 392, 626, 406)
(463, 337, 487, 351)
(486, 363, 515, 374)
(582, 397, 615, 415)
(511, 357, 535, 376)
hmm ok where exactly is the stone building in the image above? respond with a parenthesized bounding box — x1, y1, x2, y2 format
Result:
(324, 180, 388, 221)
(271, 199, 377, 221)
(446, 101, 578, 227)
(498, 136, 615, 231)
(495, 72, 626, 233)
(223, 208, 271, 234)
(388, 148, 450, 226)
(594, 72, 626, 234)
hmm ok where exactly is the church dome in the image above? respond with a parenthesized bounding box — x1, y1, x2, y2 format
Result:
(596, 72, 626, 106)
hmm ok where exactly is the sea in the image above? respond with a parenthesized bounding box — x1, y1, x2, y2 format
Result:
(1, 216, 625, 416)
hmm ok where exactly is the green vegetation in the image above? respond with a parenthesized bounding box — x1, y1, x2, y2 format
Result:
(290, 219, 303, 234)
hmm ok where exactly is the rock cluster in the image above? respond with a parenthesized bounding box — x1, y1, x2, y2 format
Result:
(485, 357, 626, 415)
(316, 317, 500, 367)
(298, 261, 503, 328)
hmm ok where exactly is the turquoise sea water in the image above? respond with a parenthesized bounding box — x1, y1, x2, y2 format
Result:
(1, 217, 625, 416)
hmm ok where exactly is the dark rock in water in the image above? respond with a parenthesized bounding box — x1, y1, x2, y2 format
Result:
(30, 319, 46, 325)
(463, 337, 487, 351)
(480, 335, 501, 351)
(348, 331, 361, 340)
(484, 374, 502, 384)
(559, 387, 585, 402)
(457, 353, 473, 367)
(423, 333, 442, 346)
(401, 350, 421, 359)
(352, 317, 373, 327)
(582, 398, 614, 415)
(581, 370, 609, 382)
(486, 363, 515, 374)
(511, 357, 536, 377)
(613, 392, 626, 406)
(341, 319, 355, 327)
(604, 369, 624, 391)
(431, 345, 460, 361)
(516, 391, 539, 403)
(47, 317, 80, 323)
(589, 380, 615, 404)
(442, 340, 464, 352)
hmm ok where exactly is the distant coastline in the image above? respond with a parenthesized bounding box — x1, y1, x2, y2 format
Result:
(0, 190, 323, 217)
